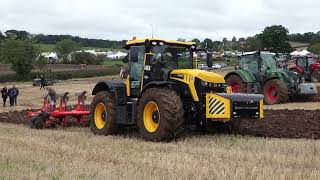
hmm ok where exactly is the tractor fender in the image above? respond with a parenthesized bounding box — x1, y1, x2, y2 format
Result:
(225, 70, 255, 83)
(92, 80, 126, 95)
(141, 81, 178, 95)
(289, 67, 304, 74)
(261, 77, 281, 88)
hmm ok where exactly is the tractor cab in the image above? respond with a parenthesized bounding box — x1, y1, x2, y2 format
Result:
(238, 51, 278, 82)
(290, 56, 320, 82)
(123, 39, 199, 97)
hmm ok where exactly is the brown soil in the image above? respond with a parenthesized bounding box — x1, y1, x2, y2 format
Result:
(233, 109, 320, 139)
(0, 109, 319, 140)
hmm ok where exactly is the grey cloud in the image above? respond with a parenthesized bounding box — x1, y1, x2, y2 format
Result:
(0, 0, 319, 41)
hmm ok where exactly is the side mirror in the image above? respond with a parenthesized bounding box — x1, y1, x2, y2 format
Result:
(206, 53, 213, 67)
(122, 54, 129, 63)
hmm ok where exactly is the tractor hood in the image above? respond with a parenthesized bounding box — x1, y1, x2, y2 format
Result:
(311, 63, 320, 70)
(170, 69, 226, 83)
(267, 69, 300, 84)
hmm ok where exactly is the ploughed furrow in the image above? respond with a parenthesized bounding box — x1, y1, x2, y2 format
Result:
(0, 109, 320, 139)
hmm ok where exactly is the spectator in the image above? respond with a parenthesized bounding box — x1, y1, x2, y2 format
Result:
(46, 87, 57, 105)
(120, 65, 126, 80)
(7, 86, 15, 107)
(1, 85, 8, 107)
(12, 84, 19, 106)
(40, 74, 46, 90)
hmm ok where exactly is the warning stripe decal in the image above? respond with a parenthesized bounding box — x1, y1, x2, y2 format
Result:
(208, 97, 225, 115)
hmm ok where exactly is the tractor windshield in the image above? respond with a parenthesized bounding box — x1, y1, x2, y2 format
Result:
(261, 54, 277, 70)
(151, 45, 193, 69)
(308, 57, 316, 65)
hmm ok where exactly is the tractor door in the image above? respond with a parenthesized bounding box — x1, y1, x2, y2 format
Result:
(240, 54, 261, 81)
(297, 58, 308, 71)
(129, 46, 146, 97)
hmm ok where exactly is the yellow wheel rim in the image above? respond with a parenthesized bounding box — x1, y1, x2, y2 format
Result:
(94, 103, 107, 129)
(143, 101, 160, 133)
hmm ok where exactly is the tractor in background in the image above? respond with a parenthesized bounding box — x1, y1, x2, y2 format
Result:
(289, 56, 320, 82)
(90, 38, 264, 142)
(225, 51, 318, 105)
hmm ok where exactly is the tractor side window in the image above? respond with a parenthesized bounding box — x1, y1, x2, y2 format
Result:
(261, 54, 277, 70)
(240, 55, 258, 73)
(297, 58, 307, 68)
(308, 58, 316, 65)
(129, 46, 145, 89)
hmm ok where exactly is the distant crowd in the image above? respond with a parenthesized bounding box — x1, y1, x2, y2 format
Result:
(1, 85, 19, 107)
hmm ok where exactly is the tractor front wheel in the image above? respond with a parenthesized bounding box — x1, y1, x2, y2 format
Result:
(137, 88, 184, 142)
(263, 79, 288, 105)
(225, 75, 246, 93)
(310, 71, 320, 82)
(90, 91, 117, 135)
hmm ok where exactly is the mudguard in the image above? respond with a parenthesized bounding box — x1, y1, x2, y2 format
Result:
(92, 80, 126, 95)
(225, 70, 256, 83)
(141, 81, 177, 94)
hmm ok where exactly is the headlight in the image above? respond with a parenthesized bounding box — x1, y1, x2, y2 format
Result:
(201, 80, 208, 86)
(201, 80, 213, 87)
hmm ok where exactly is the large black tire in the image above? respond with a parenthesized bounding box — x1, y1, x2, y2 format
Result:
(90, 91, 117, 135)
(310, 71, 320, 82)
(225, 74, 247, 93)
(263, 79, 288, 105)
(137, 88, 184, 142)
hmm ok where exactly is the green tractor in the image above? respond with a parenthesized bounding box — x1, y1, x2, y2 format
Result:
(225, 51, 318, 105)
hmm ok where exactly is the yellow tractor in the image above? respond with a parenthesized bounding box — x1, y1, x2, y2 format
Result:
(90, 38, 264, 141)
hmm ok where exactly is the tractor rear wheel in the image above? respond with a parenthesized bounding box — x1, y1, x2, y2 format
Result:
(90, 91, 117, 135)
(310, 71, 320, 82)
(137, 88, 184, 142)
(225, 75, 246, 93)
(263, 79, 288, 105)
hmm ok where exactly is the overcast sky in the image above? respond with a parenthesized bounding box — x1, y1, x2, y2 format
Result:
(1, 0, 320, 41)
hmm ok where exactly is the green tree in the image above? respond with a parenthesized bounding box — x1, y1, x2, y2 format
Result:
(0, 39, 38, 76)
(34, 55, 48, 72)
(0, 31, 5, 41)
(232, 37, 237, 42)
(191, 38, 201, 45)
(212, 41, 223, 51)
(5, 30, 30, 40)
(201, 38, 213, 49)
(258, 25, 293, 52)
(95, 54, 106, 65)
(308, 43, 320, 55)
(246, 36, 262, 51)
(71, 51, 95, 64)
(55, 39, 81, 63)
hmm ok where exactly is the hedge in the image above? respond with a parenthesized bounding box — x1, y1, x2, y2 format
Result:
(0, 66, 119, 83)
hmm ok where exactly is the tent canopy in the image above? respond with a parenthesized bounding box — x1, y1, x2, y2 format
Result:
(290, 49, 311, 56)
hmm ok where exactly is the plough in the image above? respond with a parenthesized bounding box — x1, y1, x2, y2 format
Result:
(28, 91, 90, 129)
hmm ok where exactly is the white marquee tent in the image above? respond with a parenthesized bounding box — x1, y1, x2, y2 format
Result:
(290, 49, 311, 56)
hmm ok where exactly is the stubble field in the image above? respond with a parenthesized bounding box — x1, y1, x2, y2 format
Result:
(0, 72, 320, 179)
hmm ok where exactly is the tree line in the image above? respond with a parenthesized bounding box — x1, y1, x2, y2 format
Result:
(1, 25, 320, 78)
